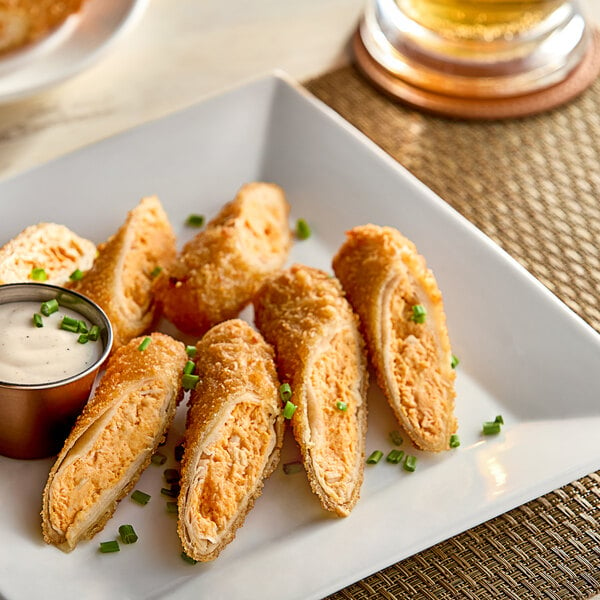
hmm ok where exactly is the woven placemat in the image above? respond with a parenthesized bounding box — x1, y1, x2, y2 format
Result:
(304, 66, 600, 599)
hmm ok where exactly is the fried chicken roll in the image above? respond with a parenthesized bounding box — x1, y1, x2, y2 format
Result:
(177, 319, 284, 561)
(0, 222, 95, 286)
(72, 196, 177, 350)
(41, 332, 187, 552)
(332, 224, 457, 452)
(155, 182, 291, 336)
(253, 265, 368, 517)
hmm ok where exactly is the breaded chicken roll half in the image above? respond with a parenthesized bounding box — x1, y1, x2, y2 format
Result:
(41, 332, 187, 552)
(72, 196, 177, 350)
(155, 182, 291, 336)
(178, 319, 284, 561)
(0, 222, 95, 285)
(332, 224, 457, 452)
(253, 265, 368, 517)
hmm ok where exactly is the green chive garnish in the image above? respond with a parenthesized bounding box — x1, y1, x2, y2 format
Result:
(386, 449, 405, 464)
(182, 373, 199, 390)
(185, 345, 197, 358)
(183, 360, 195, 375)
(451, 354, 460, 369)
(131, 490, 151, 505)
(77, 334, 89, 344)
(161, 486, 179, 498)
(150, 266, 162, 278)
(295, 218, 311, 240)
(389, 430, 403, 446)
(495, 414, 504, 425)
(33, 313, 43, 328)
(186, 214, 205, 227)
(88, 325, 100, 341)
(119, 524, 138, 544)
(60, 315, 79, 332)
(411, 304, 427, 324)
(166, 501, 178, 514)
(403, 455, 417, 472)
(69, 269, 84, 281)
(77, 320, 88, 334)
(279, 383, 292, 403)
(181, 551, 198, 565)
(151, 452, 167, 466)
(174, 444, 185, 461)
(366, 450, 383, 464)
(40, 299, 59, 316)
(30, 267, 47, 281)
(282, 400, 297, 419)
(283, 461, 303, 475)
(138, 336, 151, 351)
(449, 434, 461, 448)
(336, 400, 348, 411)
(99, 540, 120, 553)
(482, 421, 501, 435)
(164, 468, 180, 484)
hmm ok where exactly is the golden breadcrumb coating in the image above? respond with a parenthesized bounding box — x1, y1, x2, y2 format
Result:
(72, 196, 177, 350)
(41, 332, 187, 552)
(253, 265, 368, 517)
(0, 222, 95, 286)
(177, 319, 284, 561)
(155, 182, 291, 336)
(332, 224, 457, 452)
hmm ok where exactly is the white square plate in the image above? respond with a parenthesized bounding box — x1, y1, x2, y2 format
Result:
(1, 73, 600, 600)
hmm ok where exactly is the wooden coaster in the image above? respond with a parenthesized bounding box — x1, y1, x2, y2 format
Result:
(353, 28, 600, 120)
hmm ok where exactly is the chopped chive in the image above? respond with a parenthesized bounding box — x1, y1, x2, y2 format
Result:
(495, 414, 504, 425)
(30, 267, 47, 281)
(282, 400, 297, 419)
(403, 455, 417, 472)
(449, 434, 461, 448)
(186, 214, 205, 227)
(60, 315, 80, 332)
(183, 360, 195, 375)
(181, 551, 198, 565)
(138, 336, 151, 351)
(366, 450, 383, 464)
(185, 345, 197, 358)
(279, 383, 292, 403)
(482, 421, 501, 435)
(386, 449, 405, 464)
(283, 461, 303, 475)
(69, 269, 84, 281)
(336, 400, 348, 411)
(118, 524, 138, 544)
(389, 430, 403, 446)
(161, 486, 179, 498)
(151, 452, 167, 466)
(451, 354, 460, 369)
(295, 218, 311, 240)
(182, 373, 199, 390)
(166, 501, 178, 514)
(131, 490, 151, 505)
(77, 334, 89, 344)
(77, 320, 88, 334)
(150, 266, 162, 278)
(410, 304, 427, 324)
(164, 468, 180, 484)
(40, 299, 59, 316)
(175, 444, 185, 462)
(33, 313, 44, 328)
(88, 325, 100, 341)
(99, 540, 120, 553)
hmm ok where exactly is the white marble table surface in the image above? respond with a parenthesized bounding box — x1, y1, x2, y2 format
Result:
(0, 0, 598, 181)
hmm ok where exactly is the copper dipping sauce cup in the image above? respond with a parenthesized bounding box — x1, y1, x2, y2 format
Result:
(0, 283, 113, 460)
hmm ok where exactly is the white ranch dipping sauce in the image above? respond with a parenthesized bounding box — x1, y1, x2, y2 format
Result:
(0, 301, 103, 385)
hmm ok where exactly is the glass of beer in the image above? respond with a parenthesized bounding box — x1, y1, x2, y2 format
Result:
(357, 0, 595, 111)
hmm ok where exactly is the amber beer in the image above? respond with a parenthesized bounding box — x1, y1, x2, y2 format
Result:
(396, 0, 567, 41)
